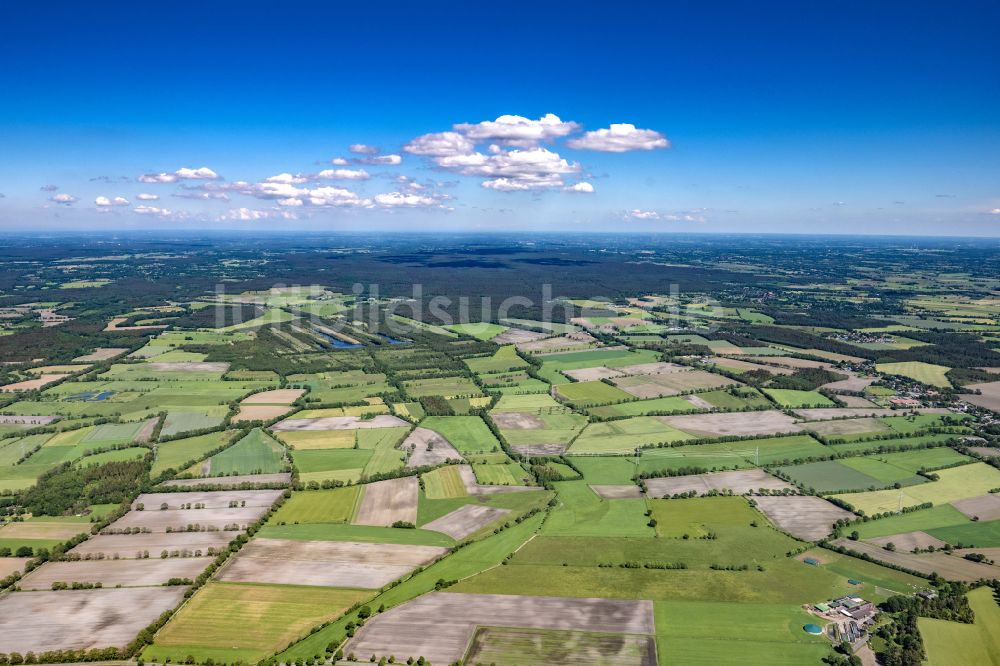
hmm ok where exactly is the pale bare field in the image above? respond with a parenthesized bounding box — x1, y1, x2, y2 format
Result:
(73, 347, 129, 362)
(753, 496, 853, 541)
(865, 531, 948, 551)
(490, 411, 545, 429)
(645, 469, 793, 497)
(218, 537, 446, 588)
(232, 404, 294, 423)
(106, 505, 268, 532)
(744, 356, 832, 369)
(706, 357, 794, 375)
(962, 381, 1000, 412)
(0, 374, 70, 391)
(133, 416, 159, 443)
(590, 484, 644, 499)
(614, 370, 737, 398)
(793, 407, 947, 420)
(517, 333, 596, 352)
(272, 414, 408, 431)
(18, 557, 211, 590)
(967, 446, 1000, 459)
(457, 464, 534, 495)
(563, 366, 625, 382)
(659, 410, 802, 437)
(345, 592, 654, 666)
(832, 538, 1000, 581)
(0, 586, 189, 653)
(146, 361, 230, 372)
(71, 531, 235, 557)
(618, 361, 691, 375)
(354, 476, 419, 526)
(838, 395, 880, 408)
(821, 371, 876, 393)
(952, 494, 1000, 521)
(0, 414, 59, 425)
(242, 388, 305, 404)
(492, 328, 548, 345)
(510, 443, 567, 455)
(422, 504, 511, 539)
(133, 489, 283, 510)
(682, 394, 715, 409)
(163, 473, 291, 488)
(802, 417, 888, 436)
(0, 521, 89, 540)
(403, 427, 465, 468)
(0, 557, 29, 578)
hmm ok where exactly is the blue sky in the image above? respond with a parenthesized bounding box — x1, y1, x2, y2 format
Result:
(1, 1, 998, 234)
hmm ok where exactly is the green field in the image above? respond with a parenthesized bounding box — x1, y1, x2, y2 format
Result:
(445, 322, 508, 341)
(570, 417, 694, 454)
(206, 428, 285, 475)
(920, 587, 1000, 666)
(152, 430, 237, 477)
(655, 601, 830, 665)
(422, 465, 468, 499)
(267, 486, 360, 524)
(763, 389, 836, 408)
(832, 462, 1000, 514)
(472, 462, 529, 485)
(851, 504, 972, 539)
(570, 456, 639, 484)
(543, 481, 653, 537)
(402, 375, 483, 398)
(464, 345, 528, 373)
(926, 519, 1000, 547)
(876, 361, 953, 388)
(258, 522, 455, 547)
(144, 582, 371, 663)
(555, 380, 635, 406)
(421, 415, 502, 453)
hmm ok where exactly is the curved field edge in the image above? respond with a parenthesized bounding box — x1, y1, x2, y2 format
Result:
(275, 511, 545, 662)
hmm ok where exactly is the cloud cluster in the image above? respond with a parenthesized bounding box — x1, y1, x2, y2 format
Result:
(624, 208, 706, 222)
(133, 204, 173, 217)
(138, 166, 219, 184)
(567, 123, 670, 152)
(50, 193, 77, 205)
(404, 113, 666, 192)
(95, 196, 130, 207)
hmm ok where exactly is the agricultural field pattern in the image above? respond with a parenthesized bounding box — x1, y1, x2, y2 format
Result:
(0, 234, 999, 666)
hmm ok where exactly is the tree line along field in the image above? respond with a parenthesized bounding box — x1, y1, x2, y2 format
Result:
(2, 236, 1000, 665)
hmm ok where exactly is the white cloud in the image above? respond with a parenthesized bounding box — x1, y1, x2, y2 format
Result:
(564, 182, 595, 194)
(404, 131, 475, 157)
(624, 208, 706, 222)
(278, 197, 304, 207)
(361, 154, 402, 165)
(173, 191, 230, 201)
(138, 166, 220, 183)
(374, 191, 440, 208)
(95, 196, 130, 207)
(455, 114, 579, 147)
(136, 193, 159, 201)
(625, 209, 660, 220)
(349, 143, 380, 155)
(39, 184, 59, 192)
(307, 186, 371, 208)
(567, 123, 670, 152)
(133, 204, 173, 217)
(331, 157, 349, 165)
(988, 208, 1000, 215)
(438, 147, 579, 191)
(316, 168, 370, 180)
(265, 173, 309, 185)
(175, 166, 220, 180)
(219, 207, 296, 221)
(50, 193, 77, 205)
